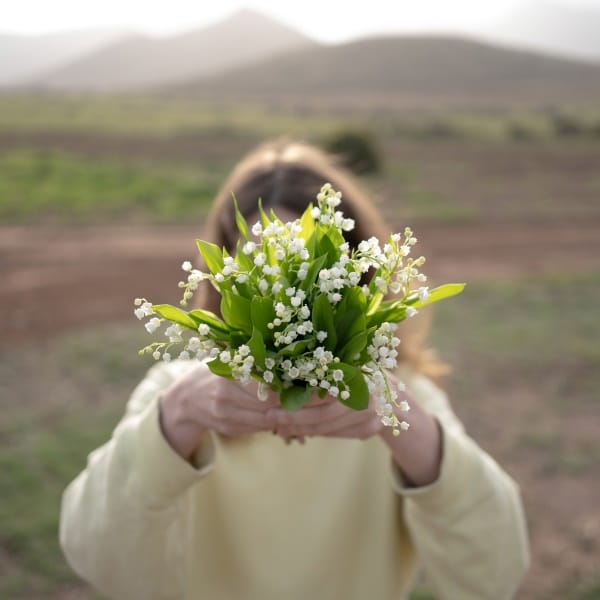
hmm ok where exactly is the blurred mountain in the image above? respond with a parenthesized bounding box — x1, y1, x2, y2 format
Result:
(484, 0, 600, 62)
(179, 35, 600, 108)
(0, 29, 129, 85)
(31, 9, 317, 91)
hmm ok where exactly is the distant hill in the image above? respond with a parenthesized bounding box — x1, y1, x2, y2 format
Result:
(0, 29, 128, 86)
(180, 35, 600, 108)
(34, 9, 318, 91)
(485, 0, 600, 62)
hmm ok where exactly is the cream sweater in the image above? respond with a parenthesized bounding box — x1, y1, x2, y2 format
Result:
(60, 361, 529, 599)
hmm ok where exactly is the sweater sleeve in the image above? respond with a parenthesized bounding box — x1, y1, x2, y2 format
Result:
(391, 373, 530, 600)
(59, 360, 216, 600)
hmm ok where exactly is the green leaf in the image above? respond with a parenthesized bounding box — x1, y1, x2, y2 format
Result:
(335, 287, 367, 350)
(315, 230, 340, 268)
(367, 300, 407, 328)
(230, 331, 247, 348)
(318, 221, 345, 249)
(234, 239, 254, 272)
(188, 308, 229, 332)
(280, 385, 312, 412)
(248, 326, 266, 368)
(196, 240, 224, 276)
(312, 293, 337, 350)
(250, 296, 276, 342)
(366, 291, 385, 316)
(152, 304, 198, 331)
(337, 363, 370, 410)
(305, 230, 318, 257)
(277, 338, 313, 357)
(406, 283, 466, 308)
(338, 331, 368, 363)
(299, 203, 315, 241)
(220, 291, 252, 334)
(297, 254, 327, 292)
(258, 197, 270, 228)
(233, 195, 250, 242)
(233, 281, 253, 299)
(206, 357, 234, 380)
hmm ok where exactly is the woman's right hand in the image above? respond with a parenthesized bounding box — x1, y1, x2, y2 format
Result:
(158, 362, 278, 461)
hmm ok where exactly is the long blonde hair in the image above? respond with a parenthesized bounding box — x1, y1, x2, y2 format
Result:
(196, 139, 447, 379)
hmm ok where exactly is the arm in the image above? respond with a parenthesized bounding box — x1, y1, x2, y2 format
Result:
(60, 358, 278, 599)
(389, 373, 530, 600)
(59, 361, 213, 599)
(267, 371, 529, 599)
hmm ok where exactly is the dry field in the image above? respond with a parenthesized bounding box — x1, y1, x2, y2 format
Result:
(1, 121, 599, 599)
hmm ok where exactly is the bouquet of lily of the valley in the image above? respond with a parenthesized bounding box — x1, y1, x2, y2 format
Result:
(135, 183, 464, 435)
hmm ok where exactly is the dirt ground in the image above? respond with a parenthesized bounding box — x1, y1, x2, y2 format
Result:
(2, 218, 599, 599)
(2, 217, 599, 347)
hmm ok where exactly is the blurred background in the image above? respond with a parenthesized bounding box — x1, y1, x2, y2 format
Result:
(1, 1, 599, 598)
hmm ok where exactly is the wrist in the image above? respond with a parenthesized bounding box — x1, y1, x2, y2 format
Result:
(379, 408, 442, 487)
(158, 389, 208, 461)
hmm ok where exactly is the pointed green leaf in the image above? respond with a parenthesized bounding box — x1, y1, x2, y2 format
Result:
(188, 308, 229, 332)
(335, 287, 367, 349)
(151, 304, 198, 331)
(258, 197, 270, 228)
(220, 291, 252, 334)
(248, 326, 266, 368)
(277, 338, 313, 357)
(297, 254, 327, 292)
(318, 221, 345, 249)
(299, 203, 315, 241)
(316, 230, 340, 268)
(406, 283, 466, 308)
(366, 291, 385, 316)
(206, 357, 234, 380)
(233, 195, 250, 242)
(250, 296, 276, 342)
(338, 331, 368, 363)
(367, 300, 407, 328)
(280, 384, 312, 412)
(312, 293, 337, 350)
(234, 239, 254, 272)
(196, 240, 224, 275)
(337, 363, 369, 410)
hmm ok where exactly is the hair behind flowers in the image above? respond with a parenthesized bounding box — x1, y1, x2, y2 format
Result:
(197, 138, 448, 379)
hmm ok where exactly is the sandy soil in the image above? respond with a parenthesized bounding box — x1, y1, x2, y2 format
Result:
(1, 218, 599, 347)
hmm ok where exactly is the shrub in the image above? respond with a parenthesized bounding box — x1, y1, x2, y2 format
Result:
(323, 129, 382, 175)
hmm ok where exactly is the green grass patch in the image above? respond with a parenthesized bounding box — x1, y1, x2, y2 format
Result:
(0, 323, 150, 598)
(0, 94, 348, 138)
(1, 93, 599, 142)
(431, 271, 600, 393)
(0, 148, 223, 223)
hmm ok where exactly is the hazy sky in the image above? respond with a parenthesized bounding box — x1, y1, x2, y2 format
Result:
(3, 0, 600, 41)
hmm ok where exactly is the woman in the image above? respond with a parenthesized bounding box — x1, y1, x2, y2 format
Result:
(60, 139, 529, 599)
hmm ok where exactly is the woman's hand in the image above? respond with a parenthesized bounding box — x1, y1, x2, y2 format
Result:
(266, 394, 383, 440)
(158, 363, 278, 461)
(266, 371, 443, 487)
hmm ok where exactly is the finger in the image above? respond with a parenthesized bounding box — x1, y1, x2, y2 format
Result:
(212, 380, 279, 412)
(267, 400, 350, 428)
(215, 420, 272, 437)
(239, 379, 281, 407)
(276, 408, 375, 437)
